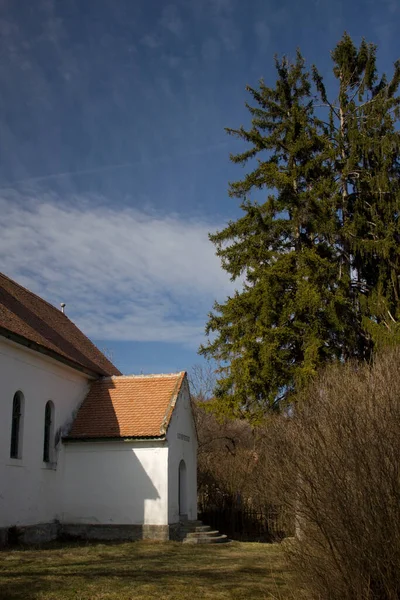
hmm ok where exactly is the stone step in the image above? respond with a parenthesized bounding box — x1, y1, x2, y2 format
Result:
(186, 530, 220, 539)
(179, 520, 231, 544)
(183, 533, 230, 545)
(181, 525, 211, 534)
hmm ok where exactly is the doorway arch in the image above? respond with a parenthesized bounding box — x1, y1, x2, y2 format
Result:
(178, 459, 187, 517)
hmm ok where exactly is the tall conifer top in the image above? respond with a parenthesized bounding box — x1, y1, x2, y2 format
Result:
(200, 34, 400, 419)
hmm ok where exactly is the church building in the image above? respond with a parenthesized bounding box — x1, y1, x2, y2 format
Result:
(0, 272, 197, 545)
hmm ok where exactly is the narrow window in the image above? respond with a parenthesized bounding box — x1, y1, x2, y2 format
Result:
(43, 401, 54, 463)
(10, 392, 23, 459)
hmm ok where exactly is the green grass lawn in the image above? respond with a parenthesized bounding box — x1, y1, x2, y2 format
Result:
(0, 540, 301, 600)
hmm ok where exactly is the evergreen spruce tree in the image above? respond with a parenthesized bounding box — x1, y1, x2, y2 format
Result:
(313, 33, 400, 349)
(200, 36, 400, 418)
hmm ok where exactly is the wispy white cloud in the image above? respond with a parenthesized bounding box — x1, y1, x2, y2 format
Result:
(140, 33, 162, 49)
(201, 38, 221, 62)
(0, 140, 228, 189)
(160, 4, 184, 37)
(254, 21, 271, 52)
(184, 0, 241, 56)
(208, 0, 235, 16)
(0, 192, 235, 347)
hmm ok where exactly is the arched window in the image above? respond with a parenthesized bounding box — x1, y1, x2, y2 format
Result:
(43, 401, 55, 463)
(10, 391, 24, 459)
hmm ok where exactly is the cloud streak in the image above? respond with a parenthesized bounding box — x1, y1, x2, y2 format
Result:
(0, 192, 234, 347)
(0, 141, 228, 189)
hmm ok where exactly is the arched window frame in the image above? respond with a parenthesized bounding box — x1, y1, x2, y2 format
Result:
(43, 401, 55, 463)
(10, 391, 24, 459)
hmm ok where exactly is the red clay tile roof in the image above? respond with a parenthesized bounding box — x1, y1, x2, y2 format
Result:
(68, 372, 186, 439)
(0, 272, 121, 377)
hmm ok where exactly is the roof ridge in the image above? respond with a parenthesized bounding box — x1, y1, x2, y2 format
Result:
(103, 371, 185, 381)
(0, 271, 65, 316)
(160, 371, 186, 435)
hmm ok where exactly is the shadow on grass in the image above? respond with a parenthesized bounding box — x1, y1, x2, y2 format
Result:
(0, 541, 293, 600)
(0, 539, 141, 553)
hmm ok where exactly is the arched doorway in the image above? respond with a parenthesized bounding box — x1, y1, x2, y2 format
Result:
(178, 459, 187, 517)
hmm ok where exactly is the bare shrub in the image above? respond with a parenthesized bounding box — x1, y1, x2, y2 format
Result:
(266, 348, 400, 600)
(194, 402, 256, 506)
(192, 398, 292, 540)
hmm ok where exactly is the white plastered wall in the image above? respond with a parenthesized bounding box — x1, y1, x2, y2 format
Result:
(62, 441, 169, 525)
(0, 337, 91, 528)
(167, 379, 198, 523)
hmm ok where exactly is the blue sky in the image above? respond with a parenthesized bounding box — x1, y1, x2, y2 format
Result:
(1, 0, 399, 375)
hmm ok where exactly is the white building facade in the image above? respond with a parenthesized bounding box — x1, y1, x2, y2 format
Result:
(61, 376, 197, 541)
(0, 272, 197, 545)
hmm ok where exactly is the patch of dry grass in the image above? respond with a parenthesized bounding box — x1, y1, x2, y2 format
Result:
(0, 540, 301, 599)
